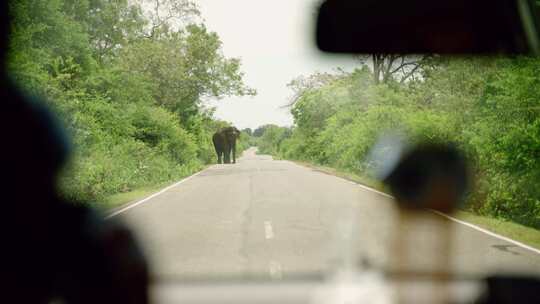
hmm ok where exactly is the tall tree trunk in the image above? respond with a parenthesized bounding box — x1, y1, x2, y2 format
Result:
(373, 54, 381, 84)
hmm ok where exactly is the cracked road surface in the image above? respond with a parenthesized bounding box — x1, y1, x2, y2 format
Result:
(118, 148, 540, 279)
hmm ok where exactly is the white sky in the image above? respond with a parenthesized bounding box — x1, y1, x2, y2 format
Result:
(196, 0, 357, 129)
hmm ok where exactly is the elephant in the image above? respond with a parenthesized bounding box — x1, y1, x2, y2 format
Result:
(212, 127, 240, 164)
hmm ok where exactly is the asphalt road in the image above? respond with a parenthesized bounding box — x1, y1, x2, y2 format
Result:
(118, 148, 540, 280)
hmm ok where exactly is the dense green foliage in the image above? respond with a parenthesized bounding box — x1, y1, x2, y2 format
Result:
(257, 57, 540, 229)
(8, 0, 254, 204)
(235, 129, 254, 155)
(254, 124, 291, 157)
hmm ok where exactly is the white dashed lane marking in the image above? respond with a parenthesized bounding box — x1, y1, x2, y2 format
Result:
(264, 221, 281, 279)
(269, 260, 282, 279)
(264, 220, 274, 239)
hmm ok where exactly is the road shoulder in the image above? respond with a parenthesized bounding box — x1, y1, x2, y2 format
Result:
(289, 159, 540, 252)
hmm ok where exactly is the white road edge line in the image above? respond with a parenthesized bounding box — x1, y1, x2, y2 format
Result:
(293, 161, 540, 255)
(354, 182, 392, 198)
(264, 221, 274, 239)
(105, 169, 208, 219)
(431, 210, 540, 255)
(360, 183, 540, 255)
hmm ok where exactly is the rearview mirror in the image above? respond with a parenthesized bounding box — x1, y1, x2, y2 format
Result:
(316, 0, 540, 55)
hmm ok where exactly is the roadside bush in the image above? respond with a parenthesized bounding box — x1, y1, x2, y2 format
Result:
(130, 105, 198, 165)
(9, 0, 254, 206)
(258, 58, 540, 228)
(236, 131, 253, 154)
(57, 102, 201, 203)
(256, 125, 291, 156)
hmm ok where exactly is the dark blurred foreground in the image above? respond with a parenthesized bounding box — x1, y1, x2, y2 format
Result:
(1, 2, 149, 303)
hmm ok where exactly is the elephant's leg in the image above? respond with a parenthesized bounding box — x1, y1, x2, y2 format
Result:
(212, 134, 223, 164)
(224, 146, 231, 164)
(232, 144, 236, 164)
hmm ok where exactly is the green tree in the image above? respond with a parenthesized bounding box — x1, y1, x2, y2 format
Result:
(8, 0, 255, 204)
(267, 57, 540, 228)
(118, 24, 255, 122)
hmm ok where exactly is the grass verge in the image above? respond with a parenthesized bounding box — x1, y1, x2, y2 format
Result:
(102, 182, 171, 210)
(292, 160, 385, 192)
(101, 164, 211, 211)
(292, 160, 540, 250)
